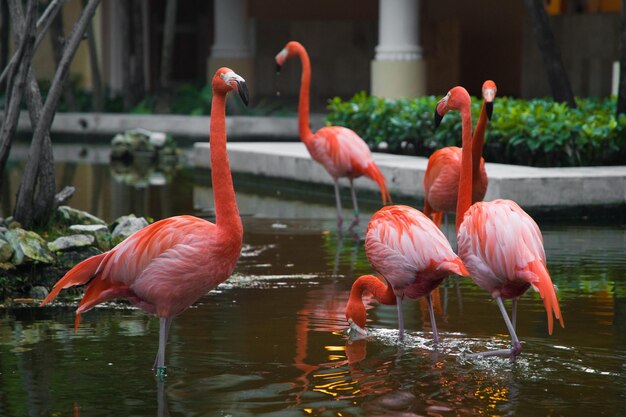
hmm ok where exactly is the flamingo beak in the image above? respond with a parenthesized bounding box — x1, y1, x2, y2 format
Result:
(434, 109, 444, 128)
(275, 48, 288, 74)
(486, 101, 493, 120)
(236, 80, 249, 106)
(347, 318, 368, 339)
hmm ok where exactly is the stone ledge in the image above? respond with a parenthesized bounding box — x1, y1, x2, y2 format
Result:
(194, 142, 626, 209)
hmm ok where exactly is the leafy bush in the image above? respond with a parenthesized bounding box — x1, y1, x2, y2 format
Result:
(326, 92, 626, 167)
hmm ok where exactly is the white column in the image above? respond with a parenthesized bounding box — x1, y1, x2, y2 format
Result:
(371, 0, 425, 98)
(208, 0, 254, 88)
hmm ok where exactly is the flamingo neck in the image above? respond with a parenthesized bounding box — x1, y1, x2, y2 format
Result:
(456, 105, 474, 232)
(210, 92, 242, 238)
(472, 101, 488, 180)
(350, 275, 396, 305)
(295, 45, 314, 143)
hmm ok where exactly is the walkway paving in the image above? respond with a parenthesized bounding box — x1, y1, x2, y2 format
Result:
(194, 141, 626, 209)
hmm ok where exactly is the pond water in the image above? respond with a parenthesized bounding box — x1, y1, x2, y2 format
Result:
(1, 144, 625, 416)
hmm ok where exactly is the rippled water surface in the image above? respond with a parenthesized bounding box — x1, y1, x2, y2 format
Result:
(2, 147, 625, 416)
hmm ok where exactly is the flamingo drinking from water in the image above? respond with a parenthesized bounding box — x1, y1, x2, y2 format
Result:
(275, 41, 391, 228)
(424, 80, 497, 228)
(434, 86, 564, 359)
(345, 205, 468, 342)
(40, 68, 249, 377)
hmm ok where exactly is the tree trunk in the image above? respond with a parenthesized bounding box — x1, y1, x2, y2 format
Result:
(120, 0, 144, 111)
(617, 0, 626, 117)
(8, 0, 57, 226)
(0, 1, 9, 77)
(0, 0, 64, 89)
(13, 0, 102, 228)
(0, 0, 37, 194)
(82, 0, 103, 112)
(49, 4, 77, 111)
(156, 0, 178, 113)
(524, 0, 577, 108)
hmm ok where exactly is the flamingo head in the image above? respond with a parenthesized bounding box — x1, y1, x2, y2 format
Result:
(434, 86, 471, 128)
(274, 41, 303, 74)
(482, 80, 497, 120)
(212, 67, 249, 105)
(345, 298, 368, 338)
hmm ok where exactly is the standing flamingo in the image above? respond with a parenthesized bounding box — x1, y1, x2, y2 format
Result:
(40, 68, 249, 377)
(345, 205, 468, 342)
(434, 86, 564, 359)
(275, 41, 391, 228)
(423, 80, 497, 228)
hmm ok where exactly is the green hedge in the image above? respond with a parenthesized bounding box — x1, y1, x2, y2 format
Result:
(326, 92, 626, 167)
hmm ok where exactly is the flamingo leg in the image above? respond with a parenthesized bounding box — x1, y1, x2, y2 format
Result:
(455, 276, 464, 313)
(427, 293, 440, 344)
(442, 284, 449, 317)
(334, 180, 344, 227)
(154, 317, 173, 378)
(396, 295, 405, 341)
(348, 178, 360, 229)
(467, 297, 522, 360)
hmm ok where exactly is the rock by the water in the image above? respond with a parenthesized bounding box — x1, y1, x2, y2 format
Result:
(0, 238, 14, 262)
(29, 286, 49, 299)
(56, 246, 102, 270)
(48, 234, 95, 252)
(4, 228, 55, 265)
(55, 206, 107, 226)
(69, 224, 111, 251)
(111, 215, 149, 243)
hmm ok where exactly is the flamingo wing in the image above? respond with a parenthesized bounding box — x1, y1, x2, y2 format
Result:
(308, 126, 373, 178)
(423, 147, 462, 214)
(79, 216, 218, 316)
(308, 126, 391, 204)
(365, 205, 467, 292)
(457, 199, 546, 292)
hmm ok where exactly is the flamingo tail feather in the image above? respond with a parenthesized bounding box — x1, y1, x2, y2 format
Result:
(363, 163, 391, 205)
(40, 253, 107, 306)
(528, 260, 564, 335)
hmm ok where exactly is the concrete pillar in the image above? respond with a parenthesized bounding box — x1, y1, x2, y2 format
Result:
(207, 0, 254, 90)
(371, 0, 425, 98)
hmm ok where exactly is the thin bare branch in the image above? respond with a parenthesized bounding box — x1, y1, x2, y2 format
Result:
(0, 0, 66, 87)
(0, 0, 37, 192)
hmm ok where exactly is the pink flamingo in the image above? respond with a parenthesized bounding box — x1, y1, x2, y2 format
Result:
(345, 205, 468, 342)
(40, 68, 249, 377)
(434, 86, 564, 358)
(424, 80, 497, 228)
(275, 41, 391, 228)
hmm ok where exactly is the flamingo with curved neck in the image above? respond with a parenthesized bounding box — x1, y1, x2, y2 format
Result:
(276, 41, 391, 228)
(345, 205, 468, 342)
(41, 68, 248, 377)
(434, 86, 564, 359)
(423, 81, 496, 228)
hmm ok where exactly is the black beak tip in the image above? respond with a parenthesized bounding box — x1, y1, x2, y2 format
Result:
(434, 110, 444, 128)
(486, 102, 494, 120)
(275, 63, 282, 74)
(237, 81, 249, 106)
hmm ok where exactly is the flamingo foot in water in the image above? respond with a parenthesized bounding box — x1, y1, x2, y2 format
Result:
(466, 341, 523, 362)
(347, 319, 368, 340)
(155, 366, 167, 379)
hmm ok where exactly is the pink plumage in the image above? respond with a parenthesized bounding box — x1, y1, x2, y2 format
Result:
(434, 85, 563, 359)
(276, 41, 390, 227)
(346, 205, 468, 341)
(41, 67, 249, 376)
(457, 199, 563, 334)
